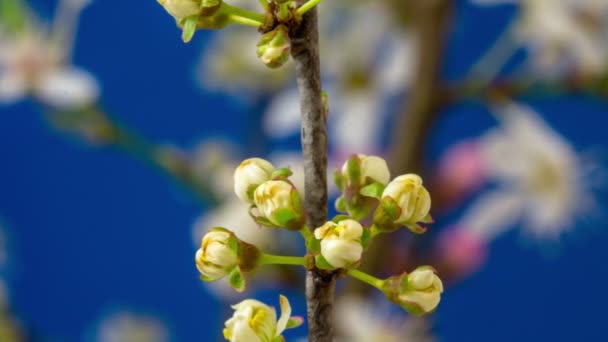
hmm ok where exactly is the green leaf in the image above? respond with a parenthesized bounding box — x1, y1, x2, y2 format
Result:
(315, 255, 335, 270)
(360, 182, 385, 199)
(228, 268, 246, 292)
(286, 316, 304, 329)
(181, 16, 198, 43)
(331, 215, 350, 223)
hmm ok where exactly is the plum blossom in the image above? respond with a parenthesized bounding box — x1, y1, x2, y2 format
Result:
(0, 0, 99, 109)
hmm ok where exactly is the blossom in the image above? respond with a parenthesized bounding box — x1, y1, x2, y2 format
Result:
(384, 267, 444, 316)
(223, 295, 302, 342)
(253, 180, 304, 230)
(195, 228, 239, 282)
(95, 311, 170, 342)
(374, 174, 432, 233)
(314, 219, 364, 269)
(461, 102, 596, 240)
(234, 158, 275, 204)
(0, 0, 99, 109)
(156, 0, 201, 21)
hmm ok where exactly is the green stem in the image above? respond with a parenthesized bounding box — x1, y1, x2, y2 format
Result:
(259, 253, 307, 266)
(347, 269, 385, 290)
(296, 0, 323, 16)
(299, 224, 314, 241)
(222, 2, 265, 26)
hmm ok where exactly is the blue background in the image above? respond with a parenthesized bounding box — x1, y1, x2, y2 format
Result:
(1, 1, 607, 341)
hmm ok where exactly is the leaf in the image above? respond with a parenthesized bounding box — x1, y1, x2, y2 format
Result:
(228, 268, 246, 292)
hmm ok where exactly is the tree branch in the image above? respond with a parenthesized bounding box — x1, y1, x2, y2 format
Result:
(290, 4, 336, 342)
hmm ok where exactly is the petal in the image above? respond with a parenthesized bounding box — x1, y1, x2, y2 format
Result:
(263, 87, 301, 138)
(34, 67, 99, 109)
(275, 295, 291, 336)
(0, 71, 27, 104)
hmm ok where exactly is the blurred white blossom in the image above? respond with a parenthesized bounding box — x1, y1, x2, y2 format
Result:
(334, 295, 435, 342)
(472, 0, 608, 76)
(94, 311, 169, 342)
(463, 102, 597, 241)
(0, 0, 99, 109)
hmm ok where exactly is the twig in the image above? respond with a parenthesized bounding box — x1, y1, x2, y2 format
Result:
(290, 4, 336, 342)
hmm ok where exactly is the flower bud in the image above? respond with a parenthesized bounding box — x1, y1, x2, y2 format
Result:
(195, 228, 239, 281)
(195, 228, 260, 291)
(340, 154, 390, 187)
(253, 180, 305, 230)
(223, 295, 303, 342)
(335, 154, 390, 220)
(157, 0, 200, 21)
(383, 266, 443, 316)
(234, 158, 275, 204)
(374, 174, 432, 233)
(200, 0, 222, 16)
(257, 25, 291, 69)
(314, 219, 364, 269)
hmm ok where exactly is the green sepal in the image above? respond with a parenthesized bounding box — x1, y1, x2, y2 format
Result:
(271, 337, 285, 342)
(228, 268, 246, 292)
(400, 273, 409, 292)
(399, 300, 428, 316)
(286, 316, 304, 329)
(372, 197, 400, 232)
(249, 206, 280, 228)
(334, 196, 346, 213)
(315, 255, 335, 270)
(344, 155, 361, 187)
(360, 182, 385, 199)
(406, 223, 427, 234)
(181, 16, 198, 43)
(420, 213, 434, 224)
(271, 167, 293, 180)
(331, 215, 350, 223)
(199, 274, 216, 283)
(306, 237, 320, 254)
(273, 208, 298, 227)
(360, 226, 371, 250)
(333, 169, 344, 190)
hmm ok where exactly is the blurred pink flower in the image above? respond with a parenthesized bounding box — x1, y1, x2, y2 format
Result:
(436, 225, 488, 279)
(435, 141, 487, 206)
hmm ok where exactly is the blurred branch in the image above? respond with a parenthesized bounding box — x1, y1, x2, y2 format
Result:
(290, 3, 336, 341)
(440, 73, 608, 103)
(351, 0, 452, 293)
(45, 105, 221, 205)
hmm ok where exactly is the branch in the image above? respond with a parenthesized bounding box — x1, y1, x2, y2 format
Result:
(290, 4, 336, 342)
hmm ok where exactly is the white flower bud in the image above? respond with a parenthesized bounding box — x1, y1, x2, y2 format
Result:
(223, 295, 298, 342)
(157, 0, 200, 20)
(399, 267, 443, 314)
(253, 180, 304, 230)
(382, 174, 431, 226)
(340, 154, 390, 186)
(195, 228, 239, 281)
(314, 219, 364, 269)
(234, 158, 275, 204)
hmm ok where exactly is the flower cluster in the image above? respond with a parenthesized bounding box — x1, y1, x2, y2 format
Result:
(194, 154, 443, 339)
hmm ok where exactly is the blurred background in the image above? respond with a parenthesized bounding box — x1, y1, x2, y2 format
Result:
(1, 0, 607, 341)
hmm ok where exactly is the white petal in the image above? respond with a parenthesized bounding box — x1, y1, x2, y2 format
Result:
(0, 71, 27, 104)
(34, 67, 99, 109)
(263, 87, 301, 138)
(275, 295, 291, 337)
(462, 190, 524, 241)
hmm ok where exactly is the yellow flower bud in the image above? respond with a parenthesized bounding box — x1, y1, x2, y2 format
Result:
(400, 267, 443, 314)
(314, 219, 364, 269)
(383, 266, 443, 316)
(157, 0, 200, 20)
(234, 158, 275, 204)
(223, 295, 299, 342)
(195, 228, 239, 281)
(382, 174, 431, 226)
(253, 180, 304, 230)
